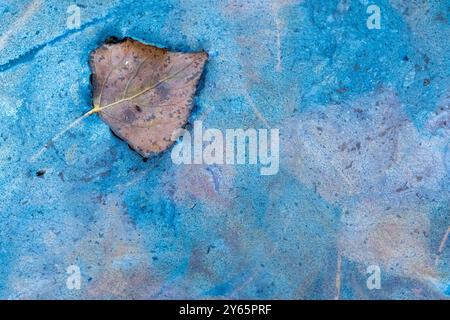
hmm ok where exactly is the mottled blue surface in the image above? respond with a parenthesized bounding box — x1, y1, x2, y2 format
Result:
(0, 0, 449, 299)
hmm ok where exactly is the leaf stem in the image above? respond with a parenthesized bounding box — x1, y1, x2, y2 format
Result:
(30, 107, 99, 162)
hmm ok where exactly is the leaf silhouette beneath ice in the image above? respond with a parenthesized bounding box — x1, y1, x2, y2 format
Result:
(89, 38, 208, 157)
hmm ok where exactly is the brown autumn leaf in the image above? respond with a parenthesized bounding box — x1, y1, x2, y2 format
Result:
(88, 37, 208, 157)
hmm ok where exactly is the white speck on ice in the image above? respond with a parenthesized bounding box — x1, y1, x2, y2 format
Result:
(0, 94, 22, 118)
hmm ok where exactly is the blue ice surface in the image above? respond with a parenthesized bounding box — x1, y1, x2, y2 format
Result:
(0, 0, 449, 299)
